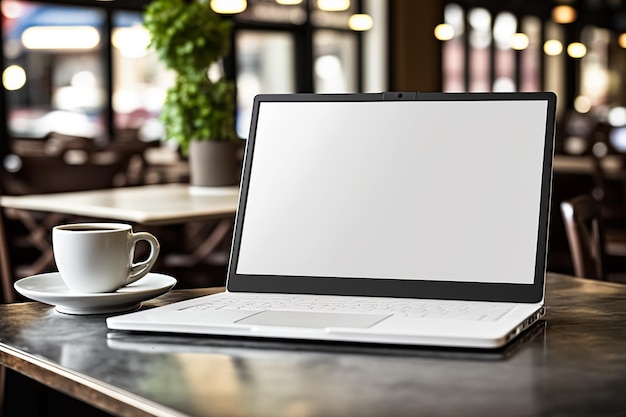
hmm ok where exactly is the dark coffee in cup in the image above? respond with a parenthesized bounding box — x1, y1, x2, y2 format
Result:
(59, 226, 120, 232)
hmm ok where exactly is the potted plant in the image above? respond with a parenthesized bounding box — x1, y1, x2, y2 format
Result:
(143, 0, 240, 187)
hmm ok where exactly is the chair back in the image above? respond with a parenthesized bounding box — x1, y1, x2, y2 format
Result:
(1, 132, 128, 195)
(560, 194, 608, 280)
(1, 152, 125, 195)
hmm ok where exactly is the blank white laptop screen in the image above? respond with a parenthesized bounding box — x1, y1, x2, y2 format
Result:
(235, 100, 548, 285)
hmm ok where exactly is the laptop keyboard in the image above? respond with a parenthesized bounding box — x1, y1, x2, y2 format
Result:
(181, 294, 513, 321)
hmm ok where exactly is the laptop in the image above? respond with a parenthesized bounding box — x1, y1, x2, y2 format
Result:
(107, 91, 557, 349)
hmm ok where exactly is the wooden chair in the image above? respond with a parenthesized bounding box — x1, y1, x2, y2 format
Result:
(560, 194, 626, 282)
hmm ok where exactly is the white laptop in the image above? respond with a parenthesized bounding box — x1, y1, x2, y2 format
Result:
(107, 91, 557, 349)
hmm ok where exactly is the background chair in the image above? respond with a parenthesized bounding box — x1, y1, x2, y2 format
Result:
(585, 122, 626, 226)
(560, 194, 626, 282)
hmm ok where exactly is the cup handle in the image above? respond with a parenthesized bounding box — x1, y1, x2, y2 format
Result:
(126, 232, 160, 285)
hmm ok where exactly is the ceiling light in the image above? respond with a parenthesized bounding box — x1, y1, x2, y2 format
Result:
(511, 33, 529, 50)
(468, 8, 491, 31)
(2, 65, 26, 91)
(544, 39, 563, 55)
(349, 14, 373, 31)
(276, 0, 303, 4)
(210, 0, 247, 14)
(567, 42, 587, 58)
(552, 5, 577, 24)
(318, 0, 350, 12)
(112, 26, 150, 58)
(608, 107, 626, 127)
(574, 96, 592, 114)
(493, 12, 517, 48)
(22, 26, 100, 50)
(619, 33, 626, 49)
(434, 23, 454, 41)
(2, 1, 26, 19)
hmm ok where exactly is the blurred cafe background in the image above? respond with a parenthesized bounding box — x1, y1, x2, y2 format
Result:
(3, 0, 626, 294)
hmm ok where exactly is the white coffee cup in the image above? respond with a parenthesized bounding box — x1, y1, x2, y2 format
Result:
(52, 223, 160, 293)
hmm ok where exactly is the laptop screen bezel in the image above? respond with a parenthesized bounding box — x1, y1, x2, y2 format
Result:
(226, 92, 556, 303)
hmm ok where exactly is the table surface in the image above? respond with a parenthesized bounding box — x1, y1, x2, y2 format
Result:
(1, 273, 626, 417)
(0, 183, 239, 225)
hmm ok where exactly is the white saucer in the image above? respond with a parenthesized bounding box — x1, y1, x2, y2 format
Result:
(14, 272, 177, 315)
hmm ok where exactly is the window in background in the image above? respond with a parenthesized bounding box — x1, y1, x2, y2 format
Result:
(2, 1, 106, 139)
(468, 7, 491, 92)
(440, 4, 544, 96)
(236, 30, 295, 138)
(233, 0, 372, 134)
(311, 1, 358, 95)
(112, 11, 173, 141)
(1, 0, 378, 146)
(543, 20, 565, 117)
(493, 11, 516, 92)
(520, 15, 541, 92)
(313, 29, 357, 93)
(580, 26, 610, 108)
(441, 3, 465, 92)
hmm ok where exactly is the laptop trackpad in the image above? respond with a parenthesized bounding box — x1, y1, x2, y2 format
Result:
(237, 311, 390, 329)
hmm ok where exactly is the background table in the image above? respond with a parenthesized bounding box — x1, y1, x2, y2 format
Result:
(1, 273, 626, 417)
(0, 184, 240, 302)
(0, 183, 239, 225)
